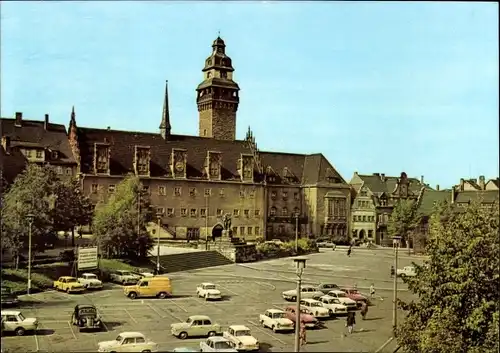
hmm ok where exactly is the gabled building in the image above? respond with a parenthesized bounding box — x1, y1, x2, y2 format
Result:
(349, 172, 432, 245)
(452, 176, 499, 209)
(66, 37, 351, 242)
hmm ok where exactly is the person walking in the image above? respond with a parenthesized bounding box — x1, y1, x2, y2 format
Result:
(299, 320, 307, 345)
(370, 284, 375, 299)
(360, 301, 368, 320)
(347, 245, 352, 257)
(346, 312, 356, 334)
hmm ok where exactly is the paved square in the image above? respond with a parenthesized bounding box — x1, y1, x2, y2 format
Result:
(1, 248, 422, 352)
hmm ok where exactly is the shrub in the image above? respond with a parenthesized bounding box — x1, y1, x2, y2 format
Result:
(1, 269, 54, 293)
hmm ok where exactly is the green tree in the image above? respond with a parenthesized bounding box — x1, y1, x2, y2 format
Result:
(52, 177, 93, 247)
(396, 200, 500, 353)
(1, 164, 58, 267)
(387, 199, 421, 248)
(92, 175, 153, 259)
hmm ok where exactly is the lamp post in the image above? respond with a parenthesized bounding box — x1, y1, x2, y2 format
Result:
(26, 214, 35, 295)
(294, 213, 299, 253)
(294, 257, 307, 352)
(156, 212, 162, 275)
(392, 235, 401, 336)
(205, 193, 209, 250)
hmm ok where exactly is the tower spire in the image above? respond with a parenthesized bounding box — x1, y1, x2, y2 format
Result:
(160, 80, 171, 139)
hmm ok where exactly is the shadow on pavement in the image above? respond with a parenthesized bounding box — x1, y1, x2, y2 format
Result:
(354, 329, 375, 334)
(219, 295, 232, 301)
(103, 321, 123, 331)
(259, 343, 273, 352)
(36, 329, 55, 336)
(306, 340, 330, 345)
(364, 317, 383, 321)
(169, 294, 192, 299)
(18, 300, 72, 308)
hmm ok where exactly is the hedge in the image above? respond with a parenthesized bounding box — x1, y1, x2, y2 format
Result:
(1, 269, 54, 294)
(255, 239, 318, 260)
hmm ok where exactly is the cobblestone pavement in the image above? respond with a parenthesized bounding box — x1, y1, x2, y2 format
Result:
(2, 249, 420, 352)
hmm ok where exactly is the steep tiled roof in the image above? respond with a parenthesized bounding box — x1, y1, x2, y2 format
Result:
(355, 173, 432, 195)
(1, 118, 75, 165)
(417, 190, 451, 216)
(259, 151, 305, 183)
(455, 190, 499, 204)
(487, 178, 500, 188)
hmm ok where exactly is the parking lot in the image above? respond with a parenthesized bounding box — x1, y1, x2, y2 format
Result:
(2, 248, 422, 352)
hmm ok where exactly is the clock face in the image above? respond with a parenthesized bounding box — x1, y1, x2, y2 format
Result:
(175, 162, 184, 172)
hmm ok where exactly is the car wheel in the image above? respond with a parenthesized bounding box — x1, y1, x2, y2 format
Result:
(122, 280, 127, 285)
(291, 296, 296, 302)
(179, 331, 188, 339)
(158, 292, 167, 299)
(208, 331, 216, 337)
(141, 350, 151, 353)
(329, 309, 333, 316)
(15, 327, 25, 336)
(66, 288, 70, 293)
(260, 320, 265, 328)
(128, 292, 138, 299)
(84, 284, 89, 289)
(272, 325, 277, 333)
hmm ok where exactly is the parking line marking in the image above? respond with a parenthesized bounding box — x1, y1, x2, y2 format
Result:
(67, 321, 77, 340)
(34, 332, 39, 352)
(169, 300, 188, 313)
(246, 320, 287, 345)
(123, 309, 137, 323)
(190, 297, 226, 312)
(216, 283, 241, 296)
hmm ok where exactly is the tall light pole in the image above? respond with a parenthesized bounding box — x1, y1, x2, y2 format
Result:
(156, 213, 162, 274)
(294, 257, 307, 352)
(392, 235, 401, 336)
(205, 193, 209, 250)
(295, 213, 299, 253)
(26, 214, 34, 295)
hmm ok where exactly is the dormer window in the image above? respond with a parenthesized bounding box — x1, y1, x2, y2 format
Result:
(51, 151, 59, 160)
(239, 154, 254, 182)
(94, 143, 110, 175)
(134, 146, 150, 176)
(206, 151, 222, 180)
(36, 150, 43, 159)
(171, 148, 187, 179)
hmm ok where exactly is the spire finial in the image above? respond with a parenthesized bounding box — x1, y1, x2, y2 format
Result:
(160, 80, 171, 138)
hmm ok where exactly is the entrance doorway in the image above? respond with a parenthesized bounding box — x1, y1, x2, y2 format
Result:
(211, 224, 223, 242)
(359, 229, 365, 240)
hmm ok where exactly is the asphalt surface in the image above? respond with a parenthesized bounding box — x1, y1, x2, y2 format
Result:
(1, 248, 422, 352)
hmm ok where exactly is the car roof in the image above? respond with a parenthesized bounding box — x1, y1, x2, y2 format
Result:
(75, 304, 96, 309)
(208, 336, 230, 342)
(201, 282, 216, 286)
(229, 325, 250, 331)
(2, 310, 21, 315)
(82, 273, 97, 276)
(328, 290, 344, 294)
(189, 315, 211, 320)
(302, 285, 317, 289)
(301, 298, 319, 302)
(60, 276, 77, 279)
(319, 283, 337, 287)
(266, 309, 284, 313)
(119, 332, 145, 338)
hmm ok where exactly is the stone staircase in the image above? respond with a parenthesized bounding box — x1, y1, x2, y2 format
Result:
(155, 250, 234, 274)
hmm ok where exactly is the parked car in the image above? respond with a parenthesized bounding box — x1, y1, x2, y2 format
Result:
(316, 239, 336, 249)
(200, 336, 238, 352)
(325, 290, 358, 311)
(284, 306, 320, 329)
(282, 285, 324, 301)
(316, 283, 340, 295)
(258, 309, 294, 333)
(70, 304, 102, 331)
(53, 276, 85, 294)
(223, 325, 259, 351)
(124, 276, 172, 299)
(1, 310, 38, 336)
(172, 348, 200, 352)
(1, 288, 19, 306)
(340, 287, 370, 306)
(109, 270, 141, 285)
(299, 299, 330, 319)
(78, 273, 103, 290)
(97, 332, 159, 352)
(397, 266, 416, 277)
(319, 295, 348, 317)
(197, 283, 222, 301)
(171, 315, 222, 339)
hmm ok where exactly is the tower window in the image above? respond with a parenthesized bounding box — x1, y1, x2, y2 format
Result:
(221, 71, 227, 79)
(207, 72, 211, 78)
(203, 129, 207, 136)
(233, 92, 237, 97)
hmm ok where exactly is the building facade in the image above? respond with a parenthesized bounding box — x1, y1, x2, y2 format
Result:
(65, 37, 351, 242)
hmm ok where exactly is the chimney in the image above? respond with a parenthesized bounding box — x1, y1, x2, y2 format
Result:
(44, 114, 49, 130)
(451, 189, 455, 203)
(478, 175, 485, 190)
(459, 178, 465, 191)
(420, 175, 424, 184)
(373, 173, 380, 176)
(1, 136, 10, 154)
(14, 112, 22, 127)
(380, 173, 386, 182)
(436, 184, 440, 191)
(107, 126, 110, 131)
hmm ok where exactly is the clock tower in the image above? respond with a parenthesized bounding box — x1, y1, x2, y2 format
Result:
(196, 37, 240, 141)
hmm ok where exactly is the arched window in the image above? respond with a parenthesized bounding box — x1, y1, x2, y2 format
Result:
(293, 207, 300, 216)
(270, 207, 277, 216)
(281, 207, 288, 216)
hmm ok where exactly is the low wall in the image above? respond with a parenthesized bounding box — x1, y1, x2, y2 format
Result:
(217, 244, 257, 263)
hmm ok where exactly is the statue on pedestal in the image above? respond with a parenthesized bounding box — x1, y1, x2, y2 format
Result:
(222, 213, 232, 239)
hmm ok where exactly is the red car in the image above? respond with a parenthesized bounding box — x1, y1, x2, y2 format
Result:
(340, 288, 370, 307)
(284, 306, 321, 329)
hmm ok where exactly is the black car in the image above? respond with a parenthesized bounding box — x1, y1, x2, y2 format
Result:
(71, 304, 102, 331)
(1, 288, 19, 306)
(317, 283, 341, 295)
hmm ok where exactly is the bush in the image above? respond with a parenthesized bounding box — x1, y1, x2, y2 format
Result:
(1, 269, 54, 294)
(255, 238, 318, 260)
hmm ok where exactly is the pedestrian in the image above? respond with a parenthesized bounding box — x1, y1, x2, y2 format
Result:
(299, 320, 307, 345)
(347, 245, 352, 257)
(360, 301, 368, 320)
(370, 284, 375, 299)
(346, 312, 356, 334)
(390, 265, 395, 278)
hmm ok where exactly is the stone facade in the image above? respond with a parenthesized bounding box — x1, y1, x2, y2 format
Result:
(350, 184, 377, 242)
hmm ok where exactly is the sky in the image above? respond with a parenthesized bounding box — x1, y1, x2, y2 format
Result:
(1, 1, 498, 189)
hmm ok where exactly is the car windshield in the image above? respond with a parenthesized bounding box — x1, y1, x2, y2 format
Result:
(121, 271, 132, 276)
(311, 302, 322, 307)
(204, 285, 216, 290)
(235, 330, 251, 336)
(18, 313, 25, 321)
(351, 290, 360, 294)
(336, 293, 346, 298)
(327, 299, 336, 304)
(273, 312, 286, 319)
(67, 278, 77, 283)
(186, 318, 192, 324)
(116, 335, 123, 341)
(215, 342, 232, 349)
(86, 275, 97, 279)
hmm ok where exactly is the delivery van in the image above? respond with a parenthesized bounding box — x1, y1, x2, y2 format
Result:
(123, 276, 172, 299)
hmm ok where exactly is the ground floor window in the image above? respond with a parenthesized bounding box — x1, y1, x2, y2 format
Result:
(187, 228, 200, 241)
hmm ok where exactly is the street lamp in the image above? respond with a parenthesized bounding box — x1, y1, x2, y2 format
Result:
(156, 212, 162, 275)
(294, 257, 307, 352)
(392, 235, 402, 336)
(26, 214, 35, 295)
(294, 213, 299, 253)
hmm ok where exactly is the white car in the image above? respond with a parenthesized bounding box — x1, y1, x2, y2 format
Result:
(259, 309, 294, 333)
(97, 332, 159, 352)
(197, 283, 222, 300)
(138, 271, 155, 278)
(319, 295, 348, 316)
(1, 310, 38, 336)
(397, 266, 416, 277)
(223, 325, 259, 351)
(326, 290, 358, 310)
(282, 285, 324, 301)
(200, 336, 238, 352)
(299, 299, 330, 318)
(78, 273, 103, 289)
(109, 270, 141, 285)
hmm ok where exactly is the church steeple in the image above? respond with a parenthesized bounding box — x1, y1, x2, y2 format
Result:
(196, 37, 240, 141)
(160, 80, 171, 139)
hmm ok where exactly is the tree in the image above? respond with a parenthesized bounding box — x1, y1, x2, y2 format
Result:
(92, 175, 153, 259)
(387, 199, 421, 248)
(52, 177, 93, 247)
(396, 200, 500, 353)
(1, 164, 58, 267)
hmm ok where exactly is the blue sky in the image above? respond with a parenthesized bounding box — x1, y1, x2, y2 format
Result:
(1, 2, 498, 188)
